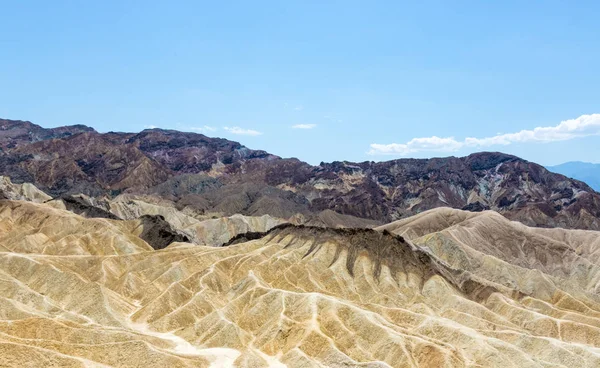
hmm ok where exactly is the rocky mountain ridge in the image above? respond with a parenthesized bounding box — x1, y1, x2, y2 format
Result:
(1, 118, 599, 230)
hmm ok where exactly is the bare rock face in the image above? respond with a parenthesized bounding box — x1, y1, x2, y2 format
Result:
(58, 194, 121, 219)
(57, 194, 289, 246)
(1, 118, 600, 231)
(0, 176, 52, 203)
(0, 118, 94, 149)
(1, 201, 600, 366)
(293, 153, 600, 226)
(135, 214, 191, 250)
(301, 209, 383, 228)
(4, 131, 172, 196)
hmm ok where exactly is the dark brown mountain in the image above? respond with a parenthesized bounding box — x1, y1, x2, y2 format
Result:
(1, 118, 599, 230)
(0, 118, 94, 150)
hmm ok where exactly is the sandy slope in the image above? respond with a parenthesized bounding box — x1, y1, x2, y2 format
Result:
(0, 176, 51, 203)
(1, 201, 600, 367)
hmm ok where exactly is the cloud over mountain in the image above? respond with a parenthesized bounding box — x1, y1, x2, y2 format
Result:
(223, 126, 263, 136)
(369, 114, 600, 155)
(190, 125, 217, 133)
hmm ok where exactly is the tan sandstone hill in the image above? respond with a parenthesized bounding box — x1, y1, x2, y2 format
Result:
(0, 176, 52, 203)
(52, 193, 376, 246)
(0, 201, 600, 367)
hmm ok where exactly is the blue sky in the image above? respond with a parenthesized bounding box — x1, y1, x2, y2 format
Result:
(1, 1, 599, 165)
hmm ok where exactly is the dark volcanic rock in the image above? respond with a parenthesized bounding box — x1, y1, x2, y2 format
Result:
(127, 128, 277, 174)
(0, 119, 95, 150)
(462, 202, 490, 212)
(59, 195, 121, 220)
(137, 214, 190, 250)
(3, 131, 171, 196)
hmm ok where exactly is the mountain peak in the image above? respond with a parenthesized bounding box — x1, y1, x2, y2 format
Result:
(464, 151, 521, 170)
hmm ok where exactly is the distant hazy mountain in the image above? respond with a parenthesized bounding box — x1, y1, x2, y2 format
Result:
(547, 162, 600, 191)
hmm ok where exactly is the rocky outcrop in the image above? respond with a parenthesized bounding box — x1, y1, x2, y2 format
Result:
(58, 194, 121, 219)
(0, 118, 94, 150)
(0, 176, 51, 203)
(54, 194, 288, 246)
(300, 209, 382, 228)
(135, 214, 191, 250)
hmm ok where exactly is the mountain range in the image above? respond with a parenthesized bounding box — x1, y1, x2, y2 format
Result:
(2, 117, 600, 367)
(2, 117, 600, 231)
(547, 161, 600, 191)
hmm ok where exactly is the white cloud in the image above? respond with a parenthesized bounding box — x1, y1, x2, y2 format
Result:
(144, 125, 158, 129)
(292, 124, 317, 129)
(189, 125, 217, 133)
(294, 105, 304, 111)
(369, 136, 462, 155)
(464, 114, 600, 146)
(368, 114, 600, 155)
(223, 126, 263, 136)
